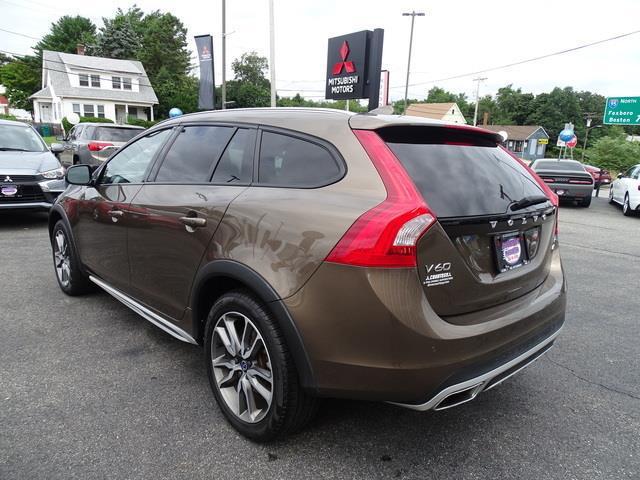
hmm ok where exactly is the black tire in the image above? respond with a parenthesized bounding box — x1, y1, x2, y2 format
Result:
(204, 290, 318, 442)
(581, 195, 592, 207)
(623, 194, 633, 216)
(609, 187, 615, 204)
(51, 220, 93, 295)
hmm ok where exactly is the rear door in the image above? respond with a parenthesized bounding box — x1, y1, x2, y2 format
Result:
(380, 126, 556, 318)
(126, 125, 256, 320)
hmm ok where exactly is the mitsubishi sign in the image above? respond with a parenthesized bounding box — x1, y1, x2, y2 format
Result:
(325, 29, 384, 111)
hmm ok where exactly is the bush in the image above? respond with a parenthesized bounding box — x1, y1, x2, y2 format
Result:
(590, 133, 640, 173)
(0, 113, 17, 121)
(126, 116, 157, 129)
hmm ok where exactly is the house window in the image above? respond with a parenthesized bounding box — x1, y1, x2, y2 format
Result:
(79, 74, 89, 87)
(91, 74, 100, 87)
(83, 104, 95, 117)
(123, 77, 132, 90)
(72, 104, 81, 115)
(97, 105, 105, 118)
(112, 76, 122, 89)
(128, 106, 138, 117)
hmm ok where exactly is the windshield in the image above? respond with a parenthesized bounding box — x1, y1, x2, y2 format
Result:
(0, 124, 47, 152)
(93, 127, 141, 142)
(533, 160, 585, 172)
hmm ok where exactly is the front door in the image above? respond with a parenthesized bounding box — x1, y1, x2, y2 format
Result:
(127, 125, 256, 321)
(73, 128, 174, 291)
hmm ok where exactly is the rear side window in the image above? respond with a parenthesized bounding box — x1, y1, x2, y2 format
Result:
(93, 127, 142, 142)
(258, 131, 342, 187)
(381, 127, 545, 218)
(211, 128, 255, 184)
(155, 126, 235, 183)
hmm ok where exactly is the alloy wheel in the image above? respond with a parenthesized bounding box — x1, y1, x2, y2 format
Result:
(623, 196, 629, 214)
(211, 311, 274, 423)
(53, 230, 71, 287)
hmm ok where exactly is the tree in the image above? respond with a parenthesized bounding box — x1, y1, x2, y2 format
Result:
(94, 11, 141, 59)
(34, 16, 96, 54)
(590, 128, 640, 173)
(225, 51, 271, 108)
(153, 67, 198, 118)
(0, 56, 41, 110)
(493, 85, 534, 125)
(137, 11, 191, 80)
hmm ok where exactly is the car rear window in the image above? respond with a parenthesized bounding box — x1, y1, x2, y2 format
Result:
(93, 127, 142, 142)
(532, 160, 585, 172)
(380, 126, 546, 218)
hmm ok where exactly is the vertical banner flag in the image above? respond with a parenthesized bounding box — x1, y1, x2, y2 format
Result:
(195, 35, 215, 110)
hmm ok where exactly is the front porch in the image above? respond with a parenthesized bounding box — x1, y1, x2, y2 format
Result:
(114, 104, 154, 124)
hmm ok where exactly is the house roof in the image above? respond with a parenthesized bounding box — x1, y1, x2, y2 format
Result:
(480, 125, 548, 140)
(29, 86, 52, 99)
(405, 102, 458, 119)
(30, 50, 158, 104)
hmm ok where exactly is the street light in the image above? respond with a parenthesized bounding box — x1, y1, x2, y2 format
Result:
(402, 11, 425, 114)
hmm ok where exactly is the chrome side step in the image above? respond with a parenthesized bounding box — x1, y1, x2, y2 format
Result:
(89, 275, 197, 345)
(390, 325, 562, 412)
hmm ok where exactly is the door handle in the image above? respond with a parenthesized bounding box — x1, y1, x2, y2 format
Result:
(108, 209, 124, 222)
(179, 216, 207, 232)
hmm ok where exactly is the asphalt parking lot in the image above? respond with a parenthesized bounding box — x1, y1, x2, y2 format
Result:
(1, 192, 639, 480)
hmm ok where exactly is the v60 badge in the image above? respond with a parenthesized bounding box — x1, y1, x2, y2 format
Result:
(423, 262, 453, 287)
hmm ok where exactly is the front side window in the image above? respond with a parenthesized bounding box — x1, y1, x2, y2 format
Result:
(212, 128, 255, 184)
(101, 129, 172, 185)
(79, 74, 89, 87)
(123, 77, 132, 90)
(90, 74, 100, 87)
(83, 104, 94, 117)
(155, 126, 235, 183)
(112, 76, 121, 89)
(258, 131, 341, 187)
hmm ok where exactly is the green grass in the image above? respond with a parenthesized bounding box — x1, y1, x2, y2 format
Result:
(42, 136, 57, 146)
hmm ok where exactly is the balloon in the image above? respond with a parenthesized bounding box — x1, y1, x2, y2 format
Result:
(559, 129, 573, 142)
(169, 108, 183, 118)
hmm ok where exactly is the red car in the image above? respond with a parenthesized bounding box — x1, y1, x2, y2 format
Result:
(583, 164, 612, 187)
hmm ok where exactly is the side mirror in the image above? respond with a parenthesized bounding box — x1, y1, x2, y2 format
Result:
(50, 143, 64, 155)
(56, 135, 65, 141)
(617, 173, 624, 179)
(66, 164, 92, 186)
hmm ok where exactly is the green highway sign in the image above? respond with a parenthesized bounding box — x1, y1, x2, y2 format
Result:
(603, 96, 640, 125)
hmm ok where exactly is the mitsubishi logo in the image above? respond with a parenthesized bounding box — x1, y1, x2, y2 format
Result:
(3, 176, 12, 182)
(332, 41, 356, 75)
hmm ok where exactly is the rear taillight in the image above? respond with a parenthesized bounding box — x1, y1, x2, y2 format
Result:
(542, 177, 555, 183)
(325, 129, 435, 268)
(569, 179, 592, 184)
(88, 141, 114, 151)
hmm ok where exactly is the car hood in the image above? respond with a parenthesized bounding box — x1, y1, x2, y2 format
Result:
(0, 151, 61, 175)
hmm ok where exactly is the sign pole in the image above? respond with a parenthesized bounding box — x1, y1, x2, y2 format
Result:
(366, 29, 384, 112)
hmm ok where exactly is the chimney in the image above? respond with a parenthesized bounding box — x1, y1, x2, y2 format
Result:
(76, 43, 86, 56)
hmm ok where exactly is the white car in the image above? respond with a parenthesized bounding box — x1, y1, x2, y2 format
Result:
(609, 164, 640, 216)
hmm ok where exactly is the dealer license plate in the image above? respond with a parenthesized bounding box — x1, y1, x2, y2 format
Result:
(1, 184, 18, 197)
(494, 232, 526, 272)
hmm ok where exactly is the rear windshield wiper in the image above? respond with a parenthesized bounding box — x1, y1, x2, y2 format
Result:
(0, 147, 30, 151)
(509, 195, 550, 211)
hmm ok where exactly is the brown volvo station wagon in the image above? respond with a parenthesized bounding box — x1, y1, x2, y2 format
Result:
(49, 109, 566, 441)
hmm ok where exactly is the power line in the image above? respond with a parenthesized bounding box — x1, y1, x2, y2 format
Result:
(389, 28, 640, 89)
(0, 27, 40, 41)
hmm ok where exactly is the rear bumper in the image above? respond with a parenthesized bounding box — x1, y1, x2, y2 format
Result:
(285, 248, 566, 402)
(549, 184, 593, 199)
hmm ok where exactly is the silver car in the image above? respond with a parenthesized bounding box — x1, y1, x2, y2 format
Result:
(0, 119, 66, 211)
(58, 123, 144, 167)
(530, 159, 595, 207)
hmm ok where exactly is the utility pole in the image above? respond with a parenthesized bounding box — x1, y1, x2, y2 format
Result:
(221, 0, 226, 109)
(402, 11, 425, 114)
(472, 76, 487, 126)
(268, 0, 277, 107)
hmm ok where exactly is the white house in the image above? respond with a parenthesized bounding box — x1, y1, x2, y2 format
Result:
(30, 48, 158, 125)
(405, 102, 467, 124)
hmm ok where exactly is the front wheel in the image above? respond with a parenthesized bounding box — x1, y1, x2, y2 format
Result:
(623, 194, 633, 216)
(609, 187, 615, 204)
(51, 220, 93, 295)
(204, 290, 318, 441)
